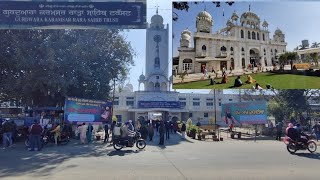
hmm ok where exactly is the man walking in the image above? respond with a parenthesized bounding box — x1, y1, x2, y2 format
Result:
(159, 121, 165, 146)
(2, 119, 14, 149)
(104, 122, 109, 143)
(275, 121, 283, 141)
(29, 120, 43, 151)
(313, 121, 320, 141)
(165, 121, 170, 140)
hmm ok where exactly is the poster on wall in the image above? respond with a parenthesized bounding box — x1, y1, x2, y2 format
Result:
(0, 1, 146, 29)
(221, 101, 267, 125)
(64, 97, 112, 123)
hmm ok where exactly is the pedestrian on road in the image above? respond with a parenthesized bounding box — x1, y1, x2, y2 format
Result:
(165, 121, 170, 140)
(104, 122, 109, 143)
(79, 123, 87, 144)
(181, 122, 186, 139)
(312, 121, 320, 141)
(87, 123, 93, 144)
(159, 121, 165, 145)
(29, 120, 43, 151)
(2, 119, 14, 148)
(156, 120, 160, 136)
(51, 123, 61, 146)
(148, 123, 154, 141)
(275, 121, 283, 141)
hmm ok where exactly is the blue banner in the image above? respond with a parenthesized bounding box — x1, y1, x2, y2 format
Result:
(138, 101, 181, 109)
(221, 101, 267, 125)
(0, 1, 146, 29)
(64, 97, 112, 123)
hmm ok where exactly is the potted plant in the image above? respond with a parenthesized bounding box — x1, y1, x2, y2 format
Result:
(197, 128, 202, 140)
(189, 125, 197, 139)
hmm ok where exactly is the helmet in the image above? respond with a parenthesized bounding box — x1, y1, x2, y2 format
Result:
(129, 120, 132, 123)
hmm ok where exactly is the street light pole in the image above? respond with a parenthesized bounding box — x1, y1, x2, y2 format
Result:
(111, 77, 116, 122)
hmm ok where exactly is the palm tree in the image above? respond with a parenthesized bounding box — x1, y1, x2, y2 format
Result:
(311, 42, 320, 48)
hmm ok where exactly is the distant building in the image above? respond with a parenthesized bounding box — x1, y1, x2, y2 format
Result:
(175, 8, 287, 74)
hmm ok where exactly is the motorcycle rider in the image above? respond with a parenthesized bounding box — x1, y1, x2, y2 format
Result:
(287, 123, 308, 147)
(121, 122, 135, 146)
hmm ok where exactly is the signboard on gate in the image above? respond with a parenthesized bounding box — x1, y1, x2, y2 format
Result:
(138, 101, 181, 109)
(221, 101, 267, 125)
(0, 1, 146, 29)
(64, 97, 112, 123)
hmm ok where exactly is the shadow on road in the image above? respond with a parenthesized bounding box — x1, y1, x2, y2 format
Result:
(294, 152, 320, 160)
(0, 140, 112, 178)
(107, 149, 140, 157)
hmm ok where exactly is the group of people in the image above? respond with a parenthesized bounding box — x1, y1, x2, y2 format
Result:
(233, 75, 271, 90)
(76, 123, 94, 144)
(104, 120, 187, 146)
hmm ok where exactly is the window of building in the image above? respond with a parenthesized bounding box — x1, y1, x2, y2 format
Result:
(271, 49, 273, 55)
(114, 97, 119, 100)
(257, 32, 260, 40)
(230, 47, 234, 55)
(219, 102, 221, 106)
(275, 49, 278, 54)
(115, 115, 122, 122)
(193, 98, 200, 101)
(248, 31, 251, 39)
(180, 102, 186, 107)
(206, 102, 213, 106)
(114, 101, 119, 105)
(242, 58, 246, 68)
(202, 45, 206, 51)
(156, 76, 159, 79)
(126, 101, 134, 106)
(252, 32, 256, 40)
(206, 98, 213, 101)
(193, 102, 200, 106)
(155, 82, 160, 91)
(126, 97, 134, 99)
(229, 99, 233, 101)
(220, 46, 227, 52)
(179, 98, 186, 101)
(264, 48, 266, 55)
(154, 57, 160, 69)
(241, 47, 245, 55)
(218, 98, 221, 101)
(240, 30, 244, 38)
(204, 113, 209, 118)
(263, 33, 265, 41)
(189, 113, 193, 117)
(183, 59, 192, 71)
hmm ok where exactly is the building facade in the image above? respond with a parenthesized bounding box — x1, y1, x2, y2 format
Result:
(113, 12, 240, 125)
(176, 9, 287, 74)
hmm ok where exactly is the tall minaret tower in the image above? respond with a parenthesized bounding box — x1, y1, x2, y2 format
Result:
(139, 8, 169, 92)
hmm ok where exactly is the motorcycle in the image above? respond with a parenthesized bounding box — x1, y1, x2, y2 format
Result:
(113, 131, 146, 150)
(25, 129, 70, 148)
(283, 135, 317, 154)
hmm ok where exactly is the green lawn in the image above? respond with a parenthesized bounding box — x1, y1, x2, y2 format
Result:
(173, 73, 320, 89)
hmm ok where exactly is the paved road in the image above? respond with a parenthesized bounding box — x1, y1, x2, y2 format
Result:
(0, 133, 319, 180)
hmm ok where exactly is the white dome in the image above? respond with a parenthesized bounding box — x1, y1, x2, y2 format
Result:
(275, 28, 283, 35)
(139, 74, 145, 81)
(151, 14, 163, 26)
(197, 10, 213, 22)
(262, 20, 268, 27)
(181, 29, 191, 40)
(241, 11, 260, 21)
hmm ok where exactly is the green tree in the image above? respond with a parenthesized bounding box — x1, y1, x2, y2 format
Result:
(0, 29, 135, 107)
(311, 42, 320, 48)
(310, 53, 319, 67)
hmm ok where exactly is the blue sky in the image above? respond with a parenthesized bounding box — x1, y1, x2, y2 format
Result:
(124, 0, 320, 94)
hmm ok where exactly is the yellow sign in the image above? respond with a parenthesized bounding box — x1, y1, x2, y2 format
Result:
(293, 63, 310, 69)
